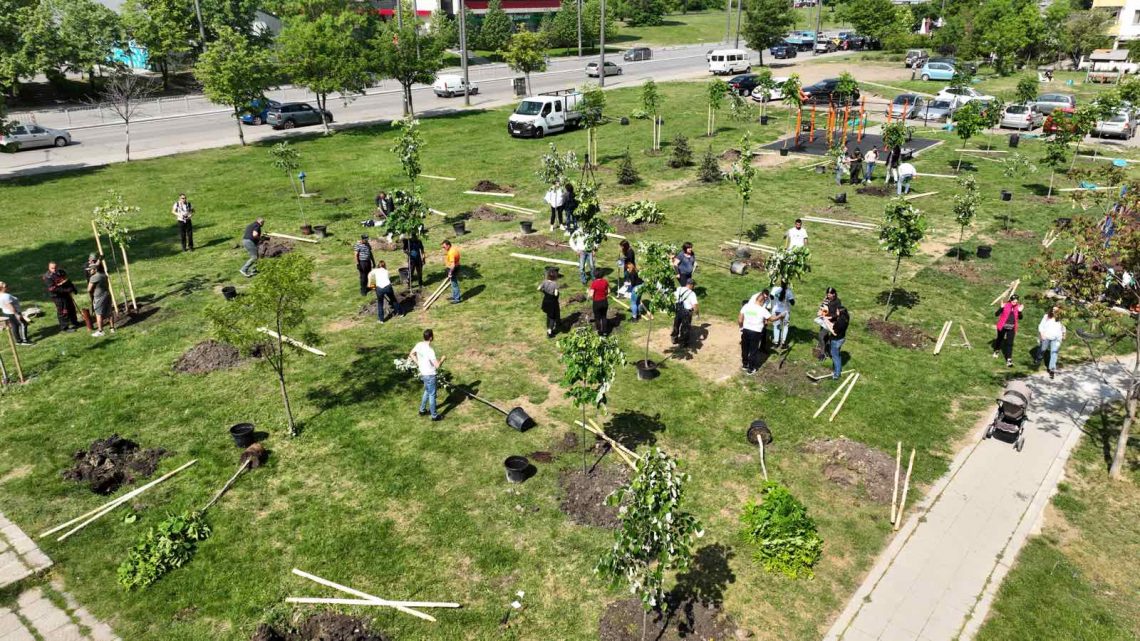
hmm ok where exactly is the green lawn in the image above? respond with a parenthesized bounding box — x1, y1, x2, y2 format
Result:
(976, 410, 1140, 641)
(0, 82, 1124, 640)
(613, 9, 850, 47)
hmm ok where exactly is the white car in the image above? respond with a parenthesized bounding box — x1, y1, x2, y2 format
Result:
(935, 86, 995, 108)
(433, 74, 479, 98)
(750, 77, 788, 103)
(1, 123, 72, 151)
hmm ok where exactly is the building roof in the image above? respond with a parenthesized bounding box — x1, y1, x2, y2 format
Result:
(1091, 48, 1131, 61)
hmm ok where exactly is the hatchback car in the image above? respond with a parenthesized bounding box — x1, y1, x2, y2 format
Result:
(241, 98, 280, 125)
(814, 38, 837, 53)
(887, 94, 926, 119)
(911, 99, 954, 123)
(935, 85, 994, 108)
(1034, 93, 1076, 114)
(1093, 111, 1136, 139)
(727, 74, 762, 95)
(266, 102, 333, 129)
(750, 76, 788, 102)
(918, 62, 955, 81)
(905, 49, 929, 68)
(770, 43, 797, 59)
(802, 78, 860, 105)
(585, 61, 622, 77)
(0, 124, 71, 150)
(623, 47, 652, 61)
(1000, 104, 1044, 130)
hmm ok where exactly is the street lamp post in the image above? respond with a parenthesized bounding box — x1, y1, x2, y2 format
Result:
(578, 0, 583, 57)
(458, 0, 471, 106)
(598, 0, 606, 87)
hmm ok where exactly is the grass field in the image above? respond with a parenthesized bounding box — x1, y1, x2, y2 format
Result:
(0, 81, 1126, 640)
(614, 9, 849, 47)
(976, 410, 1140, 641)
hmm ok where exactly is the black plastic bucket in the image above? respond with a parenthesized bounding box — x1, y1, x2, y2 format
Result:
(229, 423, 254, 448)
(814, 165, 826, 174)
(504, 456, 530, 483)
(222, 286, 237, 300)
(779, 148, 789, 156)
(520, 221, 534, 234)
(833, 192, 847, 204)
(453, 221, 467, 236)
(1001, 190, 1012, 202)
(506, 407, 533, 431)
(1055, 217, 1071, 228)
(313, 225, 328, 238)
(746, 420, 773, 445)
(1009, 133, 1019, 148)
(977, 245, 992, 259)
(636, 359, 659, 380)
(398, 267, 410, 285)
(730, 261, 748, 275)
(760, 115, 770, 125)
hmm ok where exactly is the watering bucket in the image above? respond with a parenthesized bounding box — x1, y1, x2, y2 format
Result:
(506, 407, 533, 431)
(504, 456, 530, 483)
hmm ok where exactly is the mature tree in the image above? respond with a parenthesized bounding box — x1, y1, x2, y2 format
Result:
(278, 8, 369, 133)
(198, 0, 263, 43)
(195, 27, 274, 146)
(207, 253, 317, 437)
(548, 0, 580, 49)
(952, 101, 983, 171)
(503, 30, 547, 95)
(952, 175, 979, 260)
(16, 0, 68, 85)
(102, 72, 156, 162)
(878, 199, 926, 316)
(625, 0, 667, 27)
(479, 0, 514, 51)
(55, 0, 121, 87)
(741, 0, 794, 67)
(0, 0, 26, 93)
(582, 0, 619, 48)
(1015, 76, 1038, 104)
(1064, 10, 1111, 69)
(429, 7, 459, 48)
(838, 0, 909, 45)
(372, 22, 445, 117)
(1120, 75, 1140, 106)
(975, 0, 1037, 76)
(122, 0, 196, 89)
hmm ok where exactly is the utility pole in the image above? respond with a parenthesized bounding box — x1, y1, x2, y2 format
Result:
(192, 0, 206, 45)
(598, 0, 606, 87)
(813, 0, 823, 56)
(577, 0, 583, 57)
(396, 0, 403, 30)
(458, 0, 470, 106)
(733, 0, 742, 49)
(724, 0, 732, 43)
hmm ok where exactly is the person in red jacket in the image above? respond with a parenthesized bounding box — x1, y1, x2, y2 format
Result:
(993, 294, 1024, 368)
(588, 275, 609, 335)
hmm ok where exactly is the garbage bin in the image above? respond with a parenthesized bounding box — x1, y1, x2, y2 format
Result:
(512, 77, 527, 97)
(1009, 133, 1019, 148)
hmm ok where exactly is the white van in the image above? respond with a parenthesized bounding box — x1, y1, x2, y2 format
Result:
(708, 49, 750, 75)
(507, 89, 584, 138)
(433, 74, 479, 98)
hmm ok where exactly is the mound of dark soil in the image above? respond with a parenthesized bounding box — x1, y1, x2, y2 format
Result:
(472, 180, 511, 193)
(468, 205, 513, 222)
(599, 597, 740, 641)
(801, 438, 895, 503)
(252, 614, 389, 641)
(565, 293, 587, 305)
(1000, 228, 1036, 240)
(558, 466, 628, 528)
(610, 218, 653, 235)
(528, 450, 555, 463)
(514, 234, 565, 250)
(719, 148, 742, 162)
(938, 260, 981, 283)
(856, 185, 890, 197)
(866, 318, 928, 349)
(63, 435, 168, 495)
(368, 238, 399, 253)
(258, 238, 293, 258)
(720, 247, 765, 270)
(358, 292, 417, 317)
(173, 340, 242, 374)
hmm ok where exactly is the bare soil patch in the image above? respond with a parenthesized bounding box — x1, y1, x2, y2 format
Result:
(866, 318, 929, 349)
(610, 217, 655, 235)
(467, 204, 513, 222)
(1026, 195, 1059, 205)
(514, 234, 568, 251)
(472, 180, 511, 193)
(938, 260, 982, 283)
(251, 614, 389, 641)
(721, 247, 765, 270)
(637, 316, 742, 383)
(357, 292, 417, 317)
(63, 435, 168, 495)
(752, 152, 797, 168)
(368, 238, 399, 253)
(719, 148, 742, 162)
(558, 466, 628, 528)
(856, 185, 890, 197)
(258, 237, 293, 258)
(598, 597, 740, 641)
(1000, 228, 1037, 240)
(801, 438, 895, 503)
(173, 340, 242, 374)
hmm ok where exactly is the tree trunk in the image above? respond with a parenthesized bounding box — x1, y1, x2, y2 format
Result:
(124, 119, 131, 162)
(956, 141, 965, 172)
(525, 71, 532, 96)
(1047, 170, 1055, 198)
(159, 59, 170, 91)
(319, 93, 331, 135)
(645, 315, 653, 364)
(1109, 321, 1140, 479)
(581, 404, 587, 473)
(958, 226, 964, 260)
(276, 314, 297, 437)
(884, 255, 901, 318)
(233, 106, 247, 146)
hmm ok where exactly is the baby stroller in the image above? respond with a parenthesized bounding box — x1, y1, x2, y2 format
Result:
(985, 380, 1031, 451)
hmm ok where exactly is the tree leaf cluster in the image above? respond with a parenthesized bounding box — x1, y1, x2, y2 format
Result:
(117, 511, 212, 590)
(740, 481, 823, 579)
(556, 327, 626, 408)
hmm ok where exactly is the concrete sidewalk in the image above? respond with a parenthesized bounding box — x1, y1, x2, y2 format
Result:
(824, 358, 1130, 641)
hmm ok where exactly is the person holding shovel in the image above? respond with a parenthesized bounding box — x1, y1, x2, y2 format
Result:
(368, 260, 400, 323)
(0, 282, 33, 345)
(672, 279, 699, 345)
(993, 294, 1024, 368)
(403, 236, 425, 289)
(240, 217, 264, 278)
(815, 287, 840, 360)
(172, 193, 194, 251)
(410, 329, 444, 421)
(86, 262, 115, 337)
(354, 234, 375, 297)
(42, 261, 80, 332)
(538, 267, 560, 338)
(442, 240, 461, 304)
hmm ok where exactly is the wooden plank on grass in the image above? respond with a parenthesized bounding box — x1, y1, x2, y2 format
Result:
(903, 191, 938, 201)
(916, 173, 958, 179)
(510, 252, 579, 267)
(420, 174, 456, 181)
(256, 328, 327, 356)
(492, 202, 538, 214)
(429, 208, 449, 217)
(465, 190, 514, 197)
(267, 232, 319, 244)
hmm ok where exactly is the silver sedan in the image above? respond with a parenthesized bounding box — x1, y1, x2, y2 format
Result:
(1, 124, 72, 150)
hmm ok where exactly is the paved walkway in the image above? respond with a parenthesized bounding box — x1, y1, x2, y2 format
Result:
(824, 358, 1130, 641)
(0, 514, 119, 641)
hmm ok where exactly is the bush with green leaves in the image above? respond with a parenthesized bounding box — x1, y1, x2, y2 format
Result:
(697, 145, 721, 182)
(612, 200, 664, 225)
(1015, 76, 1038, 104)
(668, 134, 693, 168)
(764, 246, 811, 286)
(118, 511, 212, 590)
(740, 482, 823, 580)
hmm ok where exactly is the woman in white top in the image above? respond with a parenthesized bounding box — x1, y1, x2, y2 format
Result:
(544, 183, 566, 230)
(1035, 306, 1065, 379)
(0, 281, 32, 345)
(769, 280, 795, 349)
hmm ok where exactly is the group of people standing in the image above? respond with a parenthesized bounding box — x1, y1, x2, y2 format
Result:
(993, 296, 1067, 379)
(834, 144, 917, 195)
(544, 182, 579, 231)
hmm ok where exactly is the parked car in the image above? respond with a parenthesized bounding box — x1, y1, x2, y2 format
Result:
(918, 61, 955, 81)
(930, 57, 976, 74)
(999, 103, 1044, 130)
(1034, 93, 1076, 114)
(814, 38, 837, 54)
(241, 98, 280, 125)
(0, 123, 71, 150)
(911, 99, 955, 123)
(801, 78, 860, 105)
(905, 49, 929, 68)
(623, 47, 652, 61)
(935, 85, 994, 108)
(585, 61, 622, 77)
(770, 43, 797, 59)
(750, 76, 788, 102)
(887, 94, 926, 119)
(727, 74, 762, 95)
(1093, 111, 1137, 139)
(266, 102, 333, 129)
(433, 74, 479, 97)
(708, 49, 750, 74)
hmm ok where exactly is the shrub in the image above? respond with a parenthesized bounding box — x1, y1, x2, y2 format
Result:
(740, 482, 823, 579)
(616, 149, 640, 185)
(697, 145, 721, 183)
(118, 511, 212, 590)
(668, 134, 693, 168)
(612, 200, 664, 225)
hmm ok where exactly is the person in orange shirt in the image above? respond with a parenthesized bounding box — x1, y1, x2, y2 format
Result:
(442, 239, 461, 304)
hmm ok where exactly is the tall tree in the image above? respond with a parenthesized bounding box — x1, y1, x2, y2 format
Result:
(1063, 10, 1111, 69)
(741, 0, 793, 67)
(56, 0, 122, 87)
(198, 0, 263, 43)
(976, 0, 1033, 76)
(0, 0, 27, 93)
(371, 22, 444, 118)
(502, 30, 547, 95)
(838, 0, 909, 45)
(878, 199, 926, 317)
(122, 0, 196, 90)
(195, 26, 275, 146)
(429, 7, 459, 49)
(582, 0, 619, 48)
(479, 0, 514, 51)
(278, 7, 370, 134)
(625, 0, 667, 27)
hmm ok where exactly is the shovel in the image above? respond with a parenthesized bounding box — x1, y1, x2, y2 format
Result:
(445, 383, 533, 431)
(202, 444, 266, 512)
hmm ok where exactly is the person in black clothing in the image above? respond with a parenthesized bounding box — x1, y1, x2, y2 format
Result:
(849, 147, 864, 185)
(403, 236, 425, 289)
(829, 305, 850, 379)
(563, 183, 579, 229)
(617, 240, 635, 277)
(354, 234, 376, 296)
(42, 261, 80, 331)
(375, 191, 395, 217)
(173, 193, 194, 251)
(240, 218, 263, 277)
(886, 145, 902, 185)
(538, 268, 561, 337)
(816, 287, 840, 360)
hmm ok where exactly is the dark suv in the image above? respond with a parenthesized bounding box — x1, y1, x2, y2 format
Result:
(623, 46, 652, 61)
(267, 102, 333, 129)
(801, 78, 860, 105)
(727, 74, 762, 95)
(770, 43, 797, 59)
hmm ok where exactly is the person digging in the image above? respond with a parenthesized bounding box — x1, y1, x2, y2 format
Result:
(672, 279, 700, 346)
(410, 328, 445, 421)
(240, 217, 264, 278)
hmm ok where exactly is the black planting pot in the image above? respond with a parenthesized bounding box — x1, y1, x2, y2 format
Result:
(746, 420, 773, 446)
(221, 286, 237, 301)
(229, 423, 255, 448)
(833, 192, 848, 204)
(1054, 217, 1071, 228)
(313, 225, 328, 238)
(1000, 190, 1012, 202)
(453, 221, 468, 236)
(620, 116, 630, 125)
(520, 220, 534, 234)
(815, 165, 826, 174)
(977, 245, 992, 259)
(734, 246, 752, 259)
(398, 267, 410, 285)
(1009, 133, 1020, 148)
(504, 456, 530, 483)
(760, 115, 770, 125)
(300, 223, 313, 235)
(635, 359, 659, 380)
(730, 261, 748, 275)
(506, 407, 533, 432)
(779, 148, 789, 157)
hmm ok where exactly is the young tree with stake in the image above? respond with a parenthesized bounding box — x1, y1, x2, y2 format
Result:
(207, 253, 317, 437)
(640, 79, 662, 152)
(780, 74, 803, 148)
(557, 328, 626, 472)
(753, 67, 775, 123)
(731, 131, 758, 252)
(952, 101, 984, 172)
(195, 26, 275, 146)
(999, 152, 1036, 227)
(391, 116, 424, 187)
(581, 84, 606, 165)
(952, 175, 979, 260)
(634, 241, 678, 370)
(706, 78, 728, 137)
(1042, 119, 1073, 199)
(93, 190, 140, 312)
(269, 142, 305, 219)
(878, 199, 926, 317)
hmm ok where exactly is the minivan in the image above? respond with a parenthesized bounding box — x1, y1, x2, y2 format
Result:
(708, 49, 750, 75)
(433, 74, 479, 98)
(623, 47, 652, 61)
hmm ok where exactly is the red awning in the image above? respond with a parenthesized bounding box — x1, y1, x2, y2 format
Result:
(376, 8, 432, 15)
(463, 0, 560, 8)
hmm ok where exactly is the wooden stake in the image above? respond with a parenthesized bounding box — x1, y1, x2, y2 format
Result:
(491, 202, 538, 214)
(509, 253, 579, 267)
(958, 324, 972, 350)
(267, 232, 319, 244)
(422, 279, 452, 311)
(256, 328, 327, 356)
(829, 372, 860, 422)
(291, 568, 436, 622)
(464, 190, 514, 197)
(608, 295, 630, 310)
(758, 438, 768, 482)
(575, 420, 637, 468)
(933, 321, 952, 355)
(903, 191, 938, 201)
(286, 597, 461, 608)
(894, 448, 916, 531)
(3, 326, 24, 384)
(119, 244, 138, 311)
(428, 208, 449, 217)
(201, 459, 251, 513)
(812, 372, 857, 419)
(420, 174, 456, 181)
(54, 459, 198, 541)
(587, 418, 638, 460)
(890, 441, 902, 524)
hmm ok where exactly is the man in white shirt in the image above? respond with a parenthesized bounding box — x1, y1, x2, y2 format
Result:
(569, 228, 595, 284)
(1035, 306, 1066, 379)
(368, 260, 400, 323)
(409, 329, 445, 421)
(897, 162, 917, 195)
(671, 280, 699, 346)
(738, 291, 774, 374)
(545, 184, 566, 230)
(785, 219, 808, 249)
(172, 193, 194, 251)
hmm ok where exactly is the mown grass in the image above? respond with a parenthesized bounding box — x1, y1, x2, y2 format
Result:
(0, 81, 1123, 640)
(613, 9, 850, 48)
(976, 410, 1140, 641)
